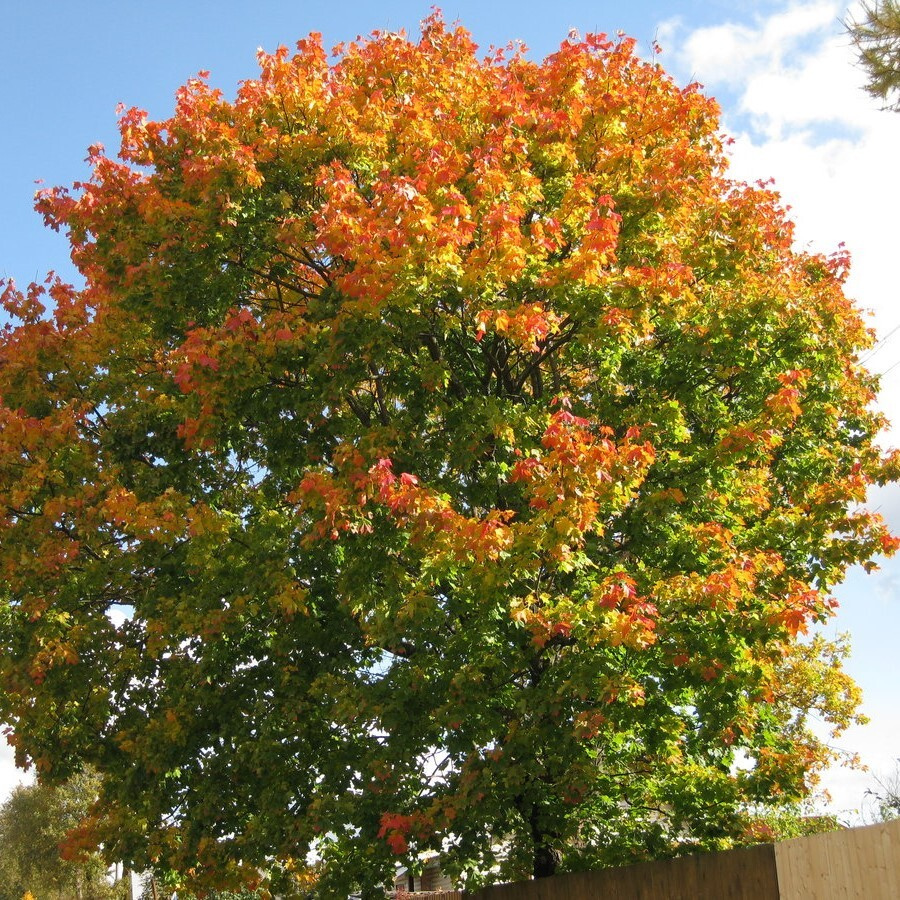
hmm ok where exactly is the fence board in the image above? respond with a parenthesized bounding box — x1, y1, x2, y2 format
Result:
(775, 819, 900, 900)
(467, 843, 779, 900)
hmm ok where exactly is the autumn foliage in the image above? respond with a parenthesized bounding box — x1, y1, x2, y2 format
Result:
(0, 13, 896, 894)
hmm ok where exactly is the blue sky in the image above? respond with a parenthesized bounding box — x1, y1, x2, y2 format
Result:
(2, 1, 898, 818)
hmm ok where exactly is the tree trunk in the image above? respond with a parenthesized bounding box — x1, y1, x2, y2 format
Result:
(533, 843, 561, 878)
(524, 793, 561, 879)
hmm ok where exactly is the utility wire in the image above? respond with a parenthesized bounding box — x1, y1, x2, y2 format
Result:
(877, 356, 900, 379)
(862, 321, 900, 365)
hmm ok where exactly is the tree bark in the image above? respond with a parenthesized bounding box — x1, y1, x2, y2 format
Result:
(533, 843, 561, 879)
(524, 792, 560, 879)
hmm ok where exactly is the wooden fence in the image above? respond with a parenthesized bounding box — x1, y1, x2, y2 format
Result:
(467, 843, 779, 900)
(402, 819, 900, 900)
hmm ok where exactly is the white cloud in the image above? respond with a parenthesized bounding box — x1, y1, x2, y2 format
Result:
(661, 1, 839, 91)
(676, 23, 760, 81)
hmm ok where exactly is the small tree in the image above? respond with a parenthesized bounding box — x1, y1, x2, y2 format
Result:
(0, 14, 897, 895)
(847, 0, 900, 110)
(0, 770, 117, 900)
(863, 761, 900, 822)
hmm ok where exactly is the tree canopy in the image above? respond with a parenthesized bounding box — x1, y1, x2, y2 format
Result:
(0, 14, 897, 895)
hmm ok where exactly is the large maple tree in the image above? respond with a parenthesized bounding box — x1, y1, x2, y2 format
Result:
(0, 14, 896, 895)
